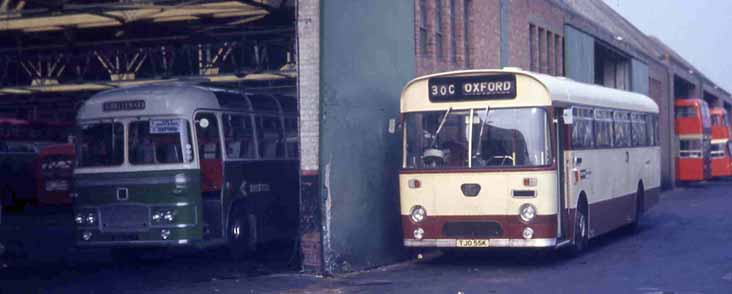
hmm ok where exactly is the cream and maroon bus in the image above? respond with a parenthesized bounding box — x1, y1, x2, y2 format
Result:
(399, 68, 660, 254)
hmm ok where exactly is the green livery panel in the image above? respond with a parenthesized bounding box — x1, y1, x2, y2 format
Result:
(73, 169, 204, 246)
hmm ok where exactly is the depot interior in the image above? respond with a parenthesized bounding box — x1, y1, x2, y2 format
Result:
(0, 0, 300, 273)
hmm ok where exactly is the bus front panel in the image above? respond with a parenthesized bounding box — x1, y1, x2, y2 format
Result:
(400, 171, 559, 248)
(73, 169, 203, 246)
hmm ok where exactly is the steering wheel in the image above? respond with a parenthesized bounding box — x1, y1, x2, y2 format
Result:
(422, 148, 446, 167)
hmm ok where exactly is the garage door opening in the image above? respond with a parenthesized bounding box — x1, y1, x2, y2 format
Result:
(0, 1, 303, 289)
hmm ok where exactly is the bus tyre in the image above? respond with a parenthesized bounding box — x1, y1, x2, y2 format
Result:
(565, 203, 588, 257)
(628, 185, 644, 232)
(227, 205, 252, 259)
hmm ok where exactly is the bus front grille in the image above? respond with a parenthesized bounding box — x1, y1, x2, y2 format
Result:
(442, 221, 503, 238)
(100, 205, 150, 232)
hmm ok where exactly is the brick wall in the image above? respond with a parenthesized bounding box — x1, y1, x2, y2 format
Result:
(414, 0, 500, 75)
(415, 0, 569, 76)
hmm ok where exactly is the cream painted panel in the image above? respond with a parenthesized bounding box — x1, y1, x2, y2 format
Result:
(566, 147, 660, 207)
(401, 74, 552, 113)
(399, 171, 557, 216)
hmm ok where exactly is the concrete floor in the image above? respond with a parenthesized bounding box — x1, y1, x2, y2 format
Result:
(2, 180, 732, 294)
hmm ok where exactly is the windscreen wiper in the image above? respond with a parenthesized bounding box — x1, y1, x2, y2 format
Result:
(431, 107, 452, 148)
(474, 107, 490, 158)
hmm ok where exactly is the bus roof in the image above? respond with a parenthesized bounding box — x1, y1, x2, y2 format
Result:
(675, 98, 705, 107)
(710, 107, 727, 115)
(402, 68, 659, 113)
(77, 83, 296, 120)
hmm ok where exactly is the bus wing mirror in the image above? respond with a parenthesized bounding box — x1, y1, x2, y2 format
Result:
(563, 108, 574, 125)
(388, 118, 397, 134)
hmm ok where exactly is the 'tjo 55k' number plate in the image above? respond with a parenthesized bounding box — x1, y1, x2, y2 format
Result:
(456, 239, 490, 247)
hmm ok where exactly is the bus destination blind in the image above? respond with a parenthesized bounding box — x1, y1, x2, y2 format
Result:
(103, 100, 146, 112)
(428, 74, 517, 102)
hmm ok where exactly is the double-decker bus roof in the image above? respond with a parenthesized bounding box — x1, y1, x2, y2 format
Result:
(402, 68, 659, 113)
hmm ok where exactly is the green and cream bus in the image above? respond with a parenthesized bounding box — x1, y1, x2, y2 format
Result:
(72, 83, 299, 257)
(400, 69, 660, 254)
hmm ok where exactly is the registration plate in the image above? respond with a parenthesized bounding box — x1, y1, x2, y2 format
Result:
(456, 239, 490, 247)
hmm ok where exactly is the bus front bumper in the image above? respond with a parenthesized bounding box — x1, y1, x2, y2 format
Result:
(76, 239, 192, 247)
(404, 238, 557, 248)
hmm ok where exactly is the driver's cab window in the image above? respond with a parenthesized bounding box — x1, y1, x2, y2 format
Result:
(195, 113, 221, 160)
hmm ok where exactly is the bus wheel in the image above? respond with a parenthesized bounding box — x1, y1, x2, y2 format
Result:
(564, 202, 588, 256)
(227, 205, 252, 259)
(628, 184, 644, 232)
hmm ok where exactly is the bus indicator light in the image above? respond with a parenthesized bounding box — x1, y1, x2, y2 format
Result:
(523, 177, 537, 187)
(408, 179, 421, 189)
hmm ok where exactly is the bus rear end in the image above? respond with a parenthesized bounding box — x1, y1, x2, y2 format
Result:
(399, 72, 559, 249)
(710, 108, 732, 177)
(36, 144, 74, 206)
(675, 99, 711, 182)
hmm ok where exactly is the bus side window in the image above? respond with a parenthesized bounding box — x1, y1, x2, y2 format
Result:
(257, 115, 284, 159)
(223, 113, 256, 160)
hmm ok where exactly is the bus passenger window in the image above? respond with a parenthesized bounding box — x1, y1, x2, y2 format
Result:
(223, 113, 255, 159)
(77, 122, 124, 167)
(195, 113, 221, 160)
(594, 110, 613, 148)
(257, 115, 284, 159)
(631, 113, 647, 147)
(129, 119, 188, 165)
(613, 111, 631, 147)
(571, 108, 594, 148)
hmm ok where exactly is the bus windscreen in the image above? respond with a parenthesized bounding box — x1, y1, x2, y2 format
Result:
(404, 107, 551, 169)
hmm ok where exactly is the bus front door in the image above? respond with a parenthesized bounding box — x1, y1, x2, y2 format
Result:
(195, 112, 224, 239)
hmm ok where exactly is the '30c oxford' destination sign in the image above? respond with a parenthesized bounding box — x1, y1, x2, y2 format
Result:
(428, 74, 517, 102)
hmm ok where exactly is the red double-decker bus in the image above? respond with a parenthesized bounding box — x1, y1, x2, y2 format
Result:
(674, 99, 712, 182)
(710, 107, 732, 177)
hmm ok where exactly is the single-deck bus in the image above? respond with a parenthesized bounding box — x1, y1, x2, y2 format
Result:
(709, 107, 732, 177)
(72, 83, 299, 257)
(674, 98, 712, 182)
(400, 69, 660, 254)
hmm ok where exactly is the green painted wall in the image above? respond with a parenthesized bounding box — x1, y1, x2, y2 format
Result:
(319, 0, 415, 273)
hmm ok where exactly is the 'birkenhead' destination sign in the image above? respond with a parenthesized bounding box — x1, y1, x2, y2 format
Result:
(428, 74, 517, 102)
(103, 100, 146, 112)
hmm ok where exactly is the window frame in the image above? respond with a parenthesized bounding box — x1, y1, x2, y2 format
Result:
(435, 0, 444, 60)
(222, 112, 259, 161)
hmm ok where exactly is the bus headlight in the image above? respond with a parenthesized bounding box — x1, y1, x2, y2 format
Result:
(410, 205, 427, 223)
(519, 204, 536, 223)
(152, 208, 176, 224)
(74, 214, 84, 224)
(85, 213, 97, 225)
(413, 227, 424, 240)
